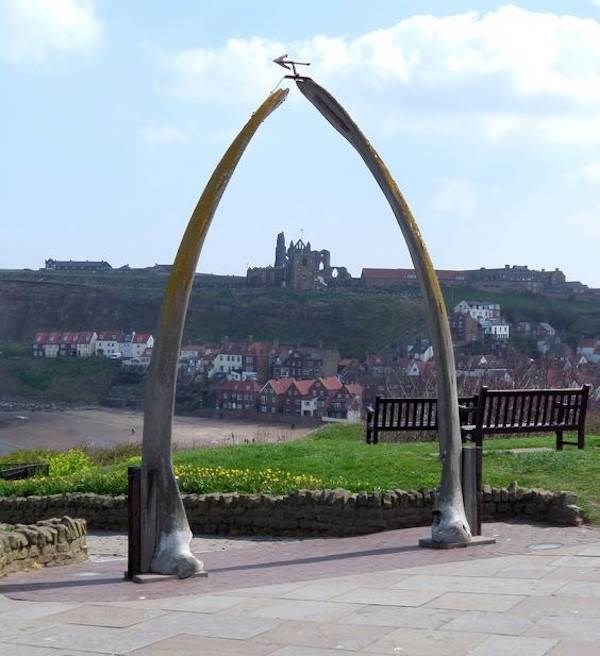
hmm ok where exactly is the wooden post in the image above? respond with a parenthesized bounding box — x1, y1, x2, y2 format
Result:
(127, 466, 142, 580)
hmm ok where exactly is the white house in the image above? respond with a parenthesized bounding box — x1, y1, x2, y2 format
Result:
(180, 344, 202, 360)
(481, 318, 510, 340)
(74, 332, 97, 357)
(130, 333, 154, 359)
(208, 346, 244, 378)
(408, 343, 434, 362)
(96, 331, 125, 357)
(454, 300, 501, 322)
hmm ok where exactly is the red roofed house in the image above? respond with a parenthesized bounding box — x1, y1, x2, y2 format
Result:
(259, 379, 294, 414)
(32, 332, 97, 358)
(217, 380, 262, 411)
(329, 383, 364, 421)
(361, 268, 466, 288)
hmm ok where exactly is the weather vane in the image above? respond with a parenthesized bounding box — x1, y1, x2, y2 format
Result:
(273, 54, 311, 79)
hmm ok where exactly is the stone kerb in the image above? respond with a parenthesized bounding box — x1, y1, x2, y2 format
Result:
(0, 486, 583, 537)
(0, 516, 87, 576)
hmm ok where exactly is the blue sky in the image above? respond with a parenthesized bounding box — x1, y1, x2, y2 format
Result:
(1, 1, 600, 286)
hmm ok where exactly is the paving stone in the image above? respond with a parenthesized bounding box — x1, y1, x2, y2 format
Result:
(553, 556, 600, 568)
(0, 619, 60, 642)
(245, 599, 359, 622)
(547, 639, 600, 655)
(393, 574, 567, 596)
(338, 605, 460, 629)
(426, 592, 524, 612)
(555, 581, 600, 598)
(542, 567, 600, 582)
(467, 635, 557, 656)
(156, 595, 250, 613)
(0, 645, 99, 656)
(253, 620, 394, 651)
(325, 571, 411, 588)
(510, 594, 600, 620)
(574, 543, 600, 557)
(8, 624, 164, 654)
(331, 587, 441, 607)
(231, 583, 310, 597)
(9, 612, 279, 653)
(133, 611, 280, 640)
(267, 647, 359, 656)
(362, 627, 486, 655)
(129, 633, 279, 655)
(0, 601, 78, 622)
(494, 566, 559, 580)
(280, 579, 364, 601)
(43, 603, 164, 627)
(524, 615, 600, 642)
(442, 610, 532, 635)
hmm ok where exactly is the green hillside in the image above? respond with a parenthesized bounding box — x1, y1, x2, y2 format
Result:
(1, 269, 600, 360)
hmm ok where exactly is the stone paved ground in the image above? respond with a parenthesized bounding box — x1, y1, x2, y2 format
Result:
(1, 522, 600, 654)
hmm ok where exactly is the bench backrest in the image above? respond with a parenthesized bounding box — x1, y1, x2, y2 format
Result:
(476, 385, 590, 438)
(370, 395, 478, 433)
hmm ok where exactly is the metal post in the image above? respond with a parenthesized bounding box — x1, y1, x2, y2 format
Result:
(127, 466, 142, 580)
(461, 445, 480, 536)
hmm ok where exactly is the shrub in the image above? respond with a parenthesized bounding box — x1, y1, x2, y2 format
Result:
(0, 464, 336, 497)
(47, 449, 92, 476)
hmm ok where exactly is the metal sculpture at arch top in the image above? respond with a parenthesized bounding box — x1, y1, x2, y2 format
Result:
(140, 71, 469, 579)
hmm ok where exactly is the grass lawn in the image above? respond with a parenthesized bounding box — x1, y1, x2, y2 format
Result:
(1, 424, 600, 523)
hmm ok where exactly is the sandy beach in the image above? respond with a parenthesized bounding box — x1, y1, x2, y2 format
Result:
(0, 407, 314, 454)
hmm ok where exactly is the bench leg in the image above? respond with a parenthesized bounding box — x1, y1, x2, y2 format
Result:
(556, 430, 563, 451)
(578, 428, 585, 450)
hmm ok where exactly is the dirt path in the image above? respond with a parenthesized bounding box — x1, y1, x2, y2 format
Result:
(0, 408, 314, 454)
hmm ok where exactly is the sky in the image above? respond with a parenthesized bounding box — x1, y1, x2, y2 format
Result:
(1, 0, 600, 286)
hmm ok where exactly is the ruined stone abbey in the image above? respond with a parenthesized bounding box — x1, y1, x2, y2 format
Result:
(247, 233, 352, 291)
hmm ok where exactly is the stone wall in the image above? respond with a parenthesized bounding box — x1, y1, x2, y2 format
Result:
(0, 485, 583, 537)
(0, 516, 87, 576)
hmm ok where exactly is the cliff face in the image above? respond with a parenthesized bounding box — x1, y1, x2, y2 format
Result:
(0, 280, 158, 341)
(0, 276, 425, 359)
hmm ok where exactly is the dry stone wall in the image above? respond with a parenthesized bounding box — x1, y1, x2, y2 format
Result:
(0, 516, 87, 576)
(0, 485, 583, 537)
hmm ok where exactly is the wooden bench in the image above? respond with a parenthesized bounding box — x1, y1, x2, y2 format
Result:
(365, 395, 479, 444)
(366, 385, 590, 450)
(466, 385, 590, 450)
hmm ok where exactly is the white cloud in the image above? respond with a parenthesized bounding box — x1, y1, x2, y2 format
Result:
(156, 6, 600, 145)
(140, 125, 188, 145)
(431, 179, 478, 217)
(567, 161, 600, 185)
(0, 0, 103, 63)
(159, 6, 600, 105)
